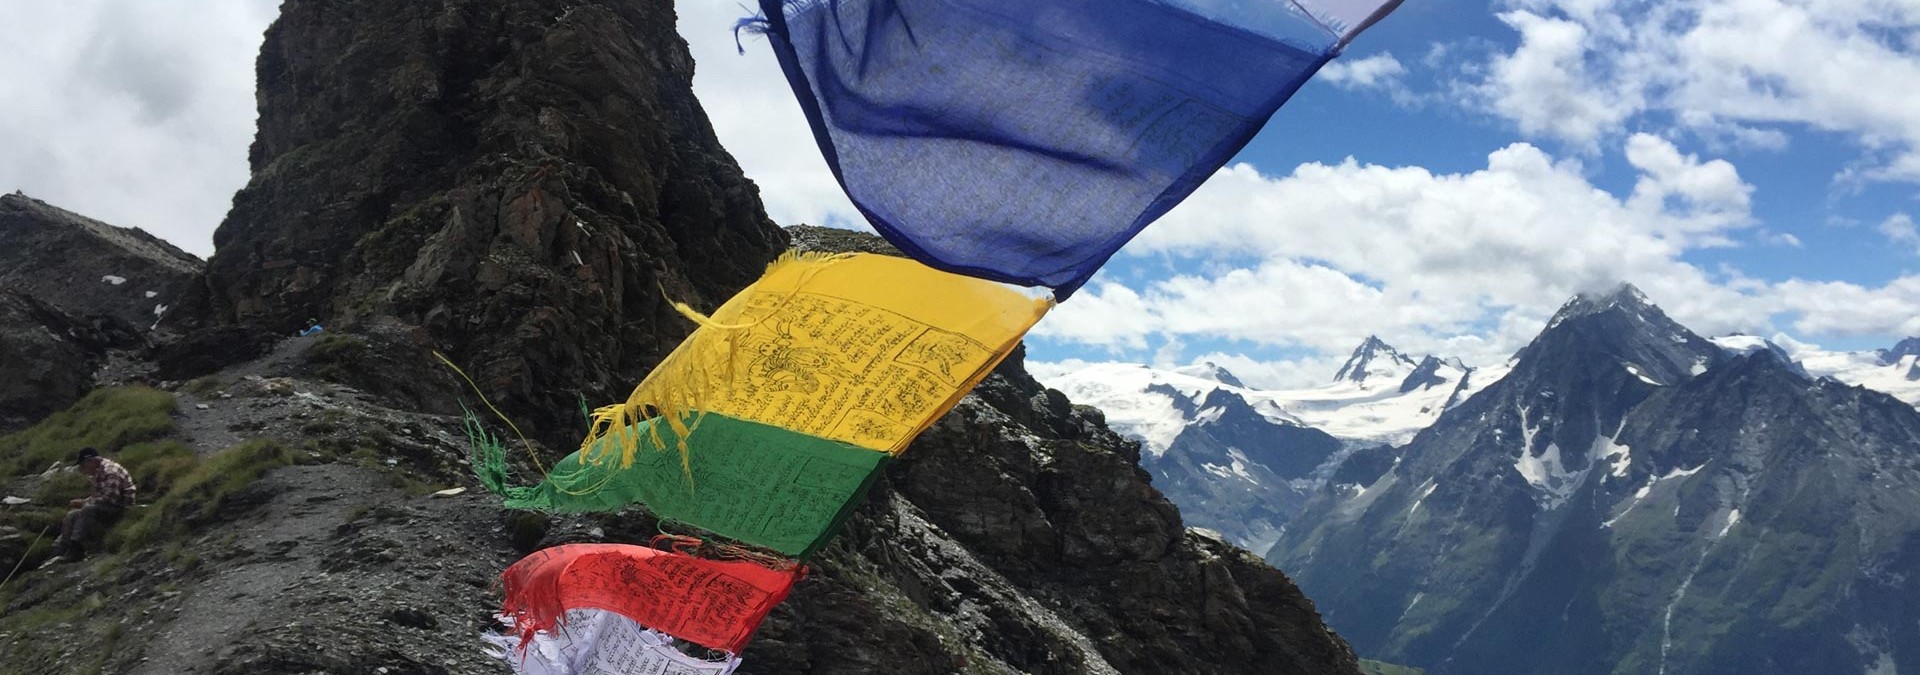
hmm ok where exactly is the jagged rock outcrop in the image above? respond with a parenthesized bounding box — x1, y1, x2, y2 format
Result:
(1333, 336, 1417, 386)
(203, 0, 787, 438)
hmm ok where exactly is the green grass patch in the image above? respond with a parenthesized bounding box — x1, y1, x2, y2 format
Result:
(110, 440, 293, 550)
(0, 390, 300, 672)
(31, 471, 90, 504)
(2, 387, 188, 573)
(0, 386, 177, 479)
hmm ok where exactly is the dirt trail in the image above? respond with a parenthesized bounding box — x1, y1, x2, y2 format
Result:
(114, 337, 521, 674)
(129, 464, 394, 675)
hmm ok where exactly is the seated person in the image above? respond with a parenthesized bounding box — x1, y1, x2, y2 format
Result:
(50, 447, 137, 563)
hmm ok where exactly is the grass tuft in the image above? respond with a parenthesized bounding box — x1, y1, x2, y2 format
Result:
(0, 386, 176, 478)
(110, 440, 293, 549)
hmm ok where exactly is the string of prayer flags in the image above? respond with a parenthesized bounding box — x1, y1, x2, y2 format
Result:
(581, 251, 1051, 465)
(500, 544, 801, 655)
(468, 411, 886, 557)
(486, 608, 743, 675)
(466, 0, 1415, 666)
(744, 0, 1405, 298)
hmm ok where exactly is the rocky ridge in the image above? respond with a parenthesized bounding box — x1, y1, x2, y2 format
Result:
(0, 193, 205, 333)
(0, 193, 207, 429)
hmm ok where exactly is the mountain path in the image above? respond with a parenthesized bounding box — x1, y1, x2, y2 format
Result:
(128, 464, 393, 675)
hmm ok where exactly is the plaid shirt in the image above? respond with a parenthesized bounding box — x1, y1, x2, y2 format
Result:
(86, 458, 136, 509)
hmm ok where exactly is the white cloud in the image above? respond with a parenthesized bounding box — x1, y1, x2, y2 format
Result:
(1468, 0, 1920, 182)
(1033, 281, 1159, 352)
(1320, 53, 1409, 90)
(1774, 276, 1920, 337)
(1882, 212, 1920, 254)
(682, 1, 863, 230)
(1473, 11, 1641, 151)
(1623, 132, 1753, 241)
(1030, 135, 1917, 368)
(0, 0, 278, 255)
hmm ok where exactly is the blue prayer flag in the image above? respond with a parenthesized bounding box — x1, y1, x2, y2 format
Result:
(748, 0, 1401, 298)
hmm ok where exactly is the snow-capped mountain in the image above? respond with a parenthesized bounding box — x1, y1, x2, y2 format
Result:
(1044, 340, 1505, 452)
(1273, 284, 1920, 675)
(1334, 335, 1419, 385)
(1040, 339, 1504, 552)
(1143, 387, 1345, 553)
(1041, 361, 1300, 458)
(1708, 334, 1920, 409)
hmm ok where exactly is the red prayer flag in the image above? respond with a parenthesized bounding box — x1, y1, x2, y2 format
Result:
(499, 543, 802, 653)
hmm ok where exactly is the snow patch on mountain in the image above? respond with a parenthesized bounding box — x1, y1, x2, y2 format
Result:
(1205, 448, 1258, 483)
(1597, 435, 1632, 478)
(1515, 441, 1584, 510)
(1714, 509, 1741, 539)
(1624, 363, 1662, 386)
(1408, 480, 1438, 517)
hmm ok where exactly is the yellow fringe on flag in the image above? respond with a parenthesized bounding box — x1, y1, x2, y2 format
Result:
(585, 251, 1053, 468)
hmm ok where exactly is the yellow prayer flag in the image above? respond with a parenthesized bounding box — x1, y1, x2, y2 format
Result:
(586, 251, 1053, 464)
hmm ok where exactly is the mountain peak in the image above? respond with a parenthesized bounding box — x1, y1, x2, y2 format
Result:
(1881, 337, 1920, 365)
(1523, 283, 1716, 383)
(1549, 282, 1655, 323)
(1334, 335, 1418, 385)
(1171, 361, 1246, 388)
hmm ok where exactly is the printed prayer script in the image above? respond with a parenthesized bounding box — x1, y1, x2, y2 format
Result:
(585, 252, 1050, 461)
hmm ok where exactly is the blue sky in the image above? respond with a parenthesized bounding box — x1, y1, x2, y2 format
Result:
(671, 0, 1920, 387)
(986, 0, 1920, 383)
(5, 0, 1918, 389)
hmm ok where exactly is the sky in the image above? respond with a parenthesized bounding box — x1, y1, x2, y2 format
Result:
(5, 0, 1919, 389)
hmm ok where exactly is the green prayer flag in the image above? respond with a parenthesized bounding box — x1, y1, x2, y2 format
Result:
(465, 410, 886, 557)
